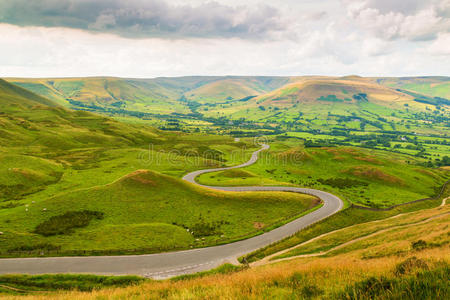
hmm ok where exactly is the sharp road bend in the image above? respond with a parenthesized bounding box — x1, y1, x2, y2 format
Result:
(0, 144, 343, 279)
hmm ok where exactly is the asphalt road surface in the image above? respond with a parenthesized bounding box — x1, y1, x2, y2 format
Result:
(0, 144, 343, 278)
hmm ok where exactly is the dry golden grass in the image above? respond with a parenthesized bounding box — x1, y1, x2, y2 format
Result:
(5, 247, 447, 300)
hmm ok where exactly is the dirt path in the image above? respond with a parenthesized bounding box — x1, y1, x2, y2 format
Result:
(0, 284, 46, 294)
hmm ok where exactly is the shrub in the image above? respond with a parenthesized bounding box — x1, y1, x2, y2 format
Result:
(411, 240, 428, 251)
(317, 95, 344, 102)
(395, 257, 428, 275)
(353, 93, 368, 102)
(337, 262, 449, 299)
(8, 243, 61, 252)
(317, 177, 368, 189)
(338, 276, 394, 299)
(34, 210, 104, 236)
(270, 272, 324, 298)
(191, 220, 224, 237)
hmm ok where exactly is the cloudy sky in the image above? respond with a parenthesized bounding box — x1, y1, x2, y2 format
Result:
(0, 0, 449, 77)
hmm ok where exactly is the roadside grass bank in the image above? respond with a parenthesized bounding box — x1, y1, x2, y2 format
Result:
(0, 274, 145, 296)
(241, 182, 449, 263)
(270, 203, 449, 261)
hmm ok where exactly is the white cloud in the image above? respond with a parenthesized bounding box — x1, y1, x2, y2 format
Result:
(362, 38, 393, 56)
(425, 32, 450, 55)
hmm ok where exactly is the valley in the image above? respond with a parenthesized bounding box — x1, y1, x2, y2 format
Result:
(0, 76, 448, 298)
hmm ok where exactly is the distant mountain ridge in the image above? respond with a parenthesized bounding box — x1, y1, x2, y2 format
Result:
(4, 76, 449, 136)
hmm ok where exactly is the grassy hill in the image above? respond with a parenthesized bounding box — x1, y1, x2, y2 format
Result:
(204, 76, 427, 120)
(185, 77, 290, 103)
(6, 76, 291, 115)
(377, 76, 450, 99)
(5, 77, 190, 114)
(0, 79, 58, 108)
(257, 76, 412, 105)
(6, 76, 449, 142)
(0, 170, 318, 255)
(0, 78, 164, 149)
(0, 78, 448, 298)
(199, 76, 449, 153)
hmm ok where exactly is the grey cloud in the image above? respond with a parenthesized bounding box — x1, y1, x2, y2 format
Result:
(343, 0, 449, 41)
(362, 0, 425, 15)
(0, 0, 286, 39)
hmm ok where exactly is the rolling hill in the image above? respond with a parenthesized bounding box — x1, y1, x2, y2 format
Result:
(377, 76, 450, 99)
(0, 78, 58, 109)
(0, 169, 317, 255)
(196, 76, 448, 137)
(4, 76, 450, 158)
(0, 78, 448, 299)
(6, 76, 448, 133)
(184, 77, 291, 103)
(255, 76, 413, 106)
(6, 76, 449, 113)
(5, 77, 190, 114)
(0, 78, 253, 204)
(0, 79, 162, 149)
(6, 76, 291, 115)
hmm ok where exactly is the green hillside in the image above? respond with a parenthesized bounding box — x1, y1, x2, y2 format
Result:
(6, 77, 190, 114)
(0, 79, 58, 108)
(201, 76, 449, 141)
(0, 170, 317, 255)
(377, 77, 450, 99)
(0, 79, 161, 149)
(6, 76, 449, 138)
(185, 77, 290, 103)
(6, 76, 290, 115)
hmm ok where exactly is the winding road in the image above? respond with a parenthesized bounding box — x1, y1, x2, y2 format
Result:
(0, 144, 343, 279)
